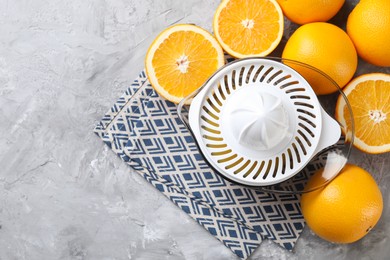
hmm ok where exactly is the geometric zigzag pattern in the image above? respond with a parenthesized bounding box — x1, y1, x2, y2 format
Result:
(93, 70, 321, 259)
(94, 73, 263, 259)
(122, 85, 308, 249)
(142, 172, 262, 259)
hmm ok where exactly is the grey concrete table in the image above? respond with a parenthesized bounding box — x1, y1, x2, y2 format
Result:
(0, 0, 389, 259)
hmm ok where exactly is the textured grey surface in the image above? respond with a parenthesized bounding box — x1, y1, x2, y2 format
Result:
(0, 0, 389, 259)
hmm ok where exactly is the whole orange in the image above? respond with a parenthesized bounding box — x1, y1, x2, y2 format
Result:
(276, 0, 345, 25)
(347, 0, 390, 67)
(282, 22, 357, 95)
(301, 164, 383, 244)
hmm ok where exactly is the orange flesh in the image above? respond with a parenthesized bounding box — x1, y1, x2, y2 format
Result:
(152, 31, 221, 98)
(344, 80, 390, 146)
(217, 0, 281, 55)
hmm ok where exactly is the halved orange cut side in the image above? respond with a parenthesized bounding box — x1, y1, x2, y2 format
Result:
(213, 0, 284, 58)
(145, 24, 225, 104)
(336, 73, 390, 154)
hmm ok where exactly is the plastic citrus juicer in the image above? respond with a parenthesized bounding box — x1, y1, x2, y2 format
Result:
(177, 58, 351, 188)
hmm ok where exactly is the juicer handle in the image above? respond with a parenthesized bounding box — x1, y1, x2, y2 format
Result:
(177, 86, 203, 131)
(177, 98, 190, 130)
(314, 106, 342, 155)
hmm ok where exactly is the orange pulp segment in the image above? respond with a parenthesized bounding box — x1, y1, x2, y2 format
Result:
(213, 0, 284, 58)
(336, 73, 390, 154)
(145, 24, 225, 104)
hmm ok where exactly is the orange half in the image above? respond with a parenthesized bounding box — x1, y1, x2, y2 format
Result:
(145, 24, 225, 104)
(213, 0, 284, 58)
(336, 73, 390, 154)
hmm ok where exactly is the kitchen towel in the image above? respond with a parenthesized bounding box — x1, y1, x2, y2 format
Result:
(94, 70, 323, 259)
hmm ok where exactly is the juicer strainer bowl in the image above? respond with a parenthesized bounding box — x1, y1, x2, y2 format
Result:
(178, 57, 354, 193)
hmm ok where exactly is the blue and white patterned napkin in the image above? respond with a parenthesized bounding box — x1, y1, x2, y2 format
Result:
(94, 71, 317, 259)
